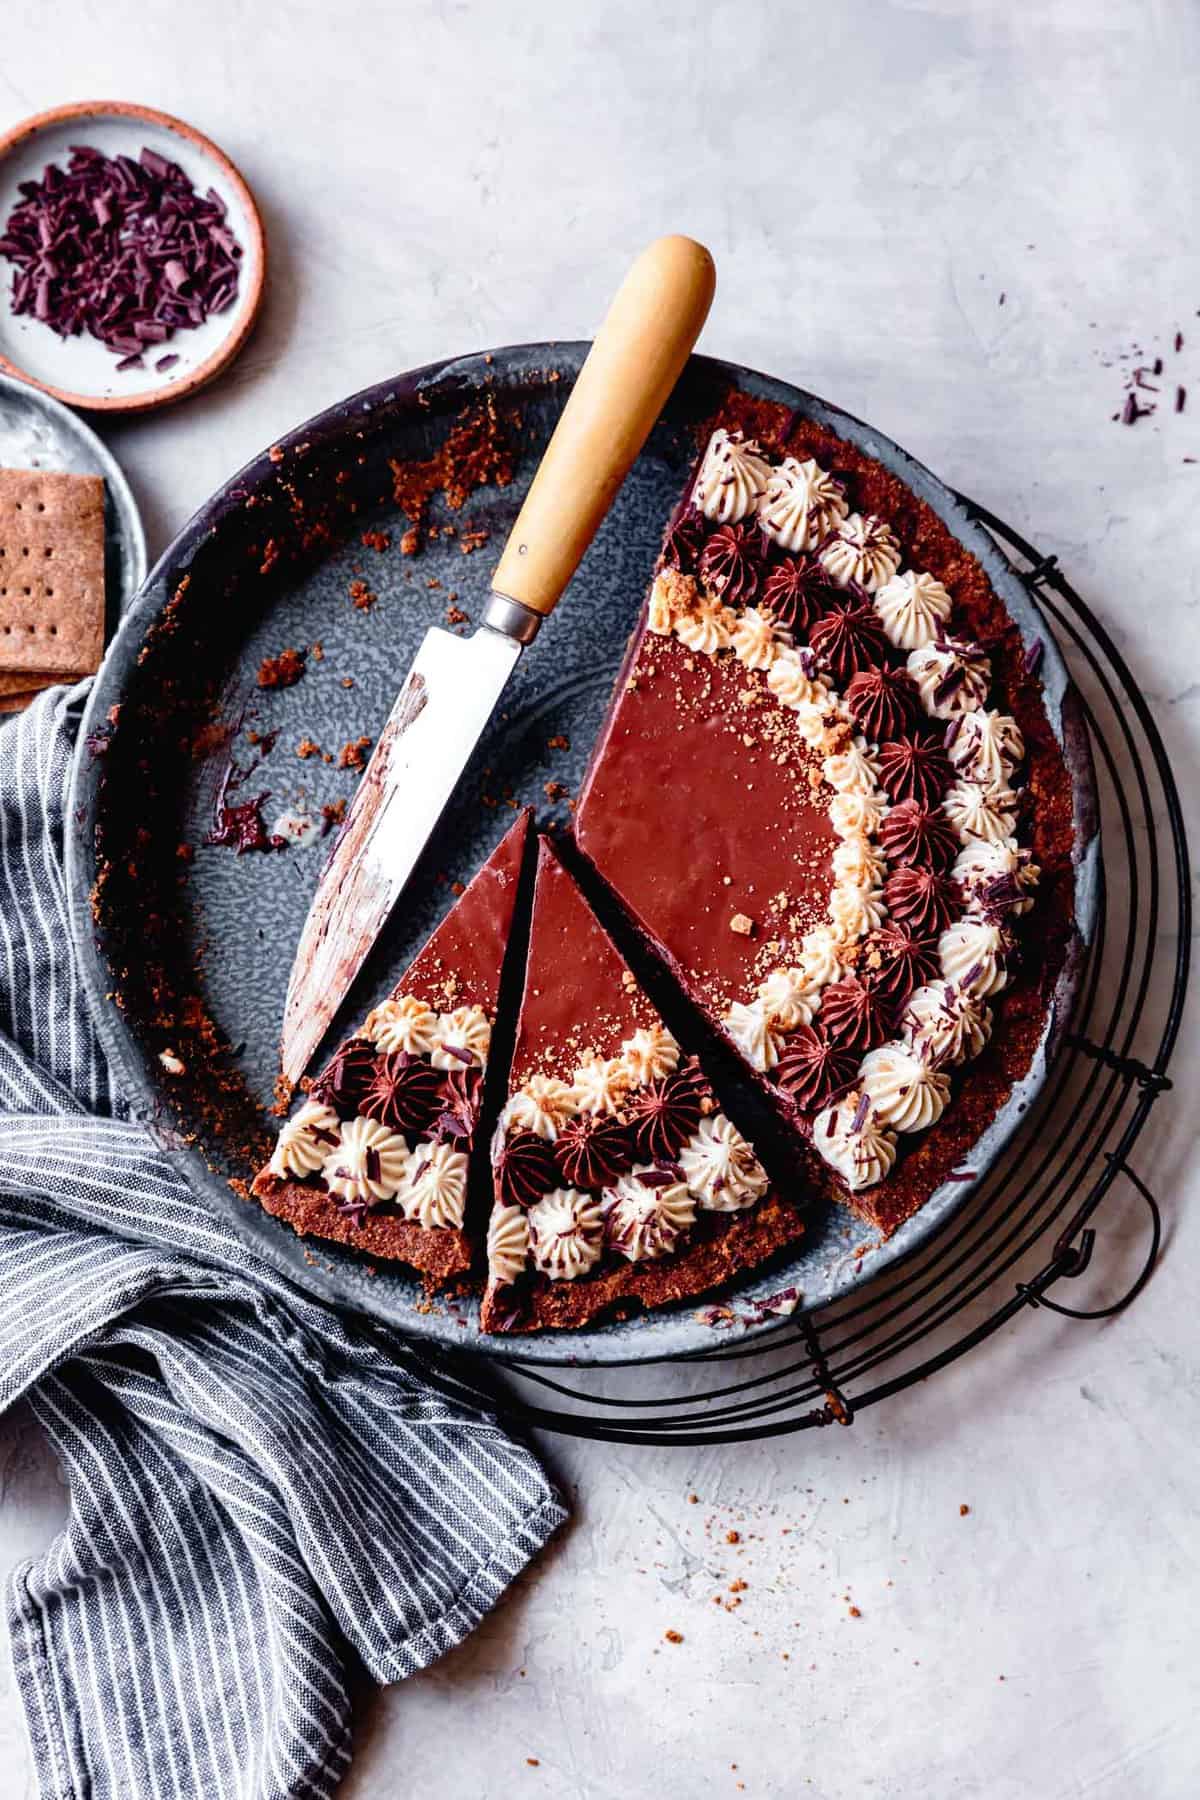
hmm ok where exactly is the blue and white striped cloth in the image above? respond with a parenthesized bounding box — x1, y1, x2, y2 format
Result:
(0, 685, 567, 1799)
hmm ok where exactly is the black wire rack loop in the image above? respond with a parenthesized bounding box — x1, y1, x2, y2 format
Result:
(411, 501, 1189, 1444)
(1023, 553, 1061, 591)
(797, 1314, 856, 1428)
(1019, 1157, 1163, 1322)
(1065, 1034, 1173, 1096)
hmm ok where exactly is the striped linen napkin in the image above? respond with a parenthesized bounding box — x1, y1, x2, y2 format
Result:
(0, 686, 567, 1799)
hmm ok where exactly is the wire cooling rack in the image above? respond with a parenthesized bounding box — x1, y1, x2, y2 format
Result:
(406, 501, 1189, 1443)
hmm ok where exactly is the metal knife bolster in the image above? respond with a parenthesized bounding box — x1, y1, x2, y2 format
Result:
(483, 591, 544, 645)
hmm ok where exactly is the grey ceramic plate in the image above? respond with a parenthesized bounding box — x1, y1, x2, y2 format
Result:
(67, 346, 1098, 1366)
(0, 370, 147, 619)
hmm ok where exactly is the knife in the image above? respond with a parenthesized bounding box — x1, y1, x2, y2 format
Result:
(280, 234, 716, 1085)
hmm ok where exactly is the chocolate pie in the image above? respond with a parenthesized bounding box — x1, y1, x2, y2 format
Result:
(481, 839, 803, 1334)
(575, 412, 1074, 1237)
(253, 403, 1076, 1317)
(250, 810, 530, 1281)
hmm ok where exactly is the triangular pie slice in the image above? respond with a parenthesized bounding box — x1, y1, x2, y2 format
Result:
(252, 809, 532, 1284)
(575, 420, 1040, 1235)
(480, 838, 805, 1334)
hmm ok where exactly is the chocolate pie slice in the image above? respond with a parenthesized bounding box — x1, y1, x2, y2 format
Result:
(251, 809, 532, 1283)
(576, 414, 1071, 1237)
(481, 838, 804, 1334)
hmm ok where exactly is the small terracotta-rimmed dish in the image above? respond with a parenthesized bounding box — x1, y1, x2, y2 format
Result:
(0, 101, 266, 414)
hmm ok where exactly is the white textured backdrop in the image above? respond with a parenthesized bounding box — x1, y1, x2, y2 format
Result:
(1, 2, 1198, 1795)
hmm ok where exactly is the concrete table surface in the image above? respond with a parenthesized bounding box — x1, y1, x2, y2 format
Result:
(1, 2, 1197, 1795)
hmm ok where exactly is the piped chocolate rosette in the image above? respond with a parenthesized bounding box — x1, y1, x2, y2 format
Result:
(578, 428, 1039, 1205)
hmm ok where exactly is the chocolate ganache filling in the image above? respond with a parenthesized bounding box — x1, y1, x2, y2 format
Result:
(818, 977, 893, 1051)
(760, 554, 837, 633)
(626, 1068, 705, 1162)
(360, 1050, 442, 1134)
(861, 924, 940, 1002)
(664, 505, 707, 574)
(876, 733, 954, 807)
(844, 665, 922, 741)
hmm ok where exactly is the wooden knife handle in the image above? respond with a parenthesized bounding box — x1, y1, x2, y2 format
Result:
(490, 235, 715, 619)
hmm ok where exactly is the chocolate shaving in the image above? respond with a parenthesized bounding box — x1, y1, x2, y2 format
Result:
(333, 1196, 369, 1229)
(932, 664, 967, 706)
(981, 873, 1023, 908)
(84, 723, 115, 758)
(433, 1104, 475, 1144)
(753, 1285, 800, 1318)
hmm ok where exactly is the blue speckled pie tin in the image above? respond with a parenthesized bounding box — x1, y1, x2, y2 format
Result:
(67, 346, 1099, 1366)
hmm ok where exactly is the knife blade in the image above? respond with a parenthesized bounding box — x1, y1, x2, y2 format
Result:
(279, 234, 715, 1084)
(280, 622, 521, 1084)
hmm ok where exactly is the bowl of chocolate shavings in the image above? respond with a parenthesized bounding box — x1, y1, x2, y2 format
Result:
(0, 100, 266, 414)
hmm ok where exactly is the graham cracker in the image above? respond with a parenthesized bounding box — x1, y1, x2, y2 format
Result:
(0, 668, 58, 695)
(0, 689, 41, 714)
(0, 468, 106, 677)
